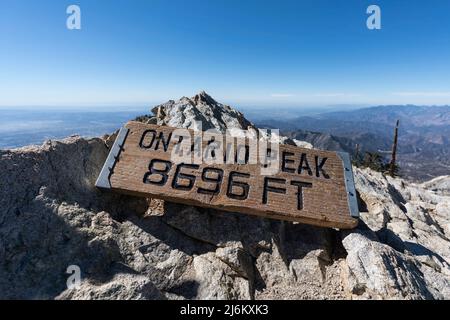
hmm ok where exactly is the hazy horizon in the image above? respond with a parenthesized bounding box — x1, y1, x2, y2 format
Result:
(1, 102, 449, 111)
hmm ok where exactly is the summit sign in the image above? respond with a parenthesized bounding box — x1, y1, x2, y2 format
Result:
(96, 121, 359, 229)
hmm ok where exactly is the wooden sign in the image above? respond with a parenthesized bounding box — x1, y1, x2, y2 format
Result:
(96, 121, 359, 229)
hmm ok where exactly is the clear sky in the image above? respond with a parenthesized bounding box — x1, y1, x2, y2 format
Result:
(1, 0, 450, 108)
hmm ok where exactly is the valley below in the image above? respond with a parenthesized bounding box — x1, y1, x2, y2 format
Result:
(256, 105, 450, 182)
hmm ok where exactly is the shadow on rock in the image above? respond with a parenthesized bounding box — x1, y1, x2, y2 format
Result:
(0, 138, 152, 299)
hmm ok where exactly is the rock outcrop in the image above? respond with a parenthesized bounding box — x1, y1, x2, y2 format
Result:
(149, 91, 255, 133)
(421, 176, 450, 196)
(139, 91, 311, 148)
(0, 93, 449, 299)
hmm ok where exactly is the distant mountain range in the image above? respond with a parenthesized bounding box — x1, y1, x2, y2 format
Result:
(256, 105, 450, 182)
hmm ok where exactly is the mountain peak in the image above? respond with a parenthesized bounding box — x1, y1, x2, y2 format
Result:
(149, 92, 253, 132)
(191, 91, 217, 105)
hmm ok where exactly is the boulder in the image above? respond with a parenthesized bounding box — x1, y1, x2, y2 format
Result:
(0, 93, 449, 300)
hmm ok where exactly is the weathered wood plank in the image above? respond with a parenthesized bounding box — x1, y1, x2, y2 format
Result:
(96, 121, 359, 229)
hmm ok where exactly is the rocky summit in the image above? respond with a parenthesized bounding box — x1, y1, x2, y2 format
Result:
(0, 92, 449, 300)
(150, 91, 255, 133)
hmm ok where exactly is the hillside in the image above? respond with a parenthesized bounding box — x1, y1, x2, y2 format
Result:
(256, 105, 450, 182)
(0, 93, 449, 299)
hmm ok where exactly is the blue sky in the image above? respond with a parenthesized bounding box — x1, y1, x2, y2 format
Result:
(1, 0, 450, 108)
